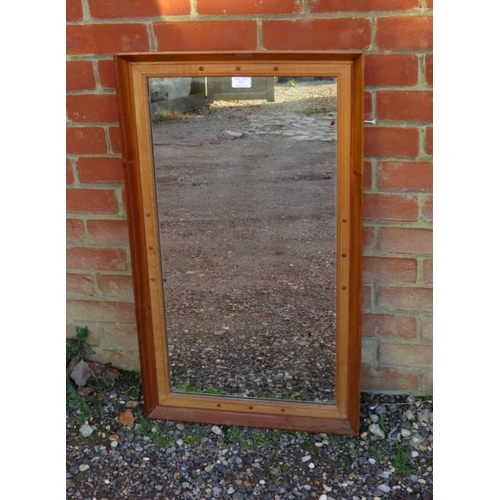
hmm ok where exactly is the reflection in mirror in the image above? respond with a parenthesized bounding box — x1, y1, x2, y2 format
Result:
(149, 76, 338, 403)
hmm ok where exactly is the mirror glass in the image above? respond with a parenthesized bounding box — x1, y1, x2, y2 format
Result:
(149, 76, 338, 404)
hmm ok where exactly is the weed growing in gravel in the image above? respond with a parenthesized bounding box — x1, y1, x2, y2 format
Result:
(298, 431, 312, 447)
(120, 371, 143, 400)
(66, 326, 94, 362)
(229, 425, 247, 441)
(66, 326, 98, 424)
(66, 384, 92, 425)
(272, 428, 284, 441)
(378, 415, 387, 433)
(132, 405, 152, 435)
(185, 424, 206, 445)
(282, 390, 303, 400)
(392, 441, 412, 477)
(171, 382, 224, 395)
(205, 386, 224, 395)
(260, 391, 282, 400)
(268, 465, 280, 476)
(150, 422, 176, 447)
(174, 382, 200, 393)
(252, 430, 272, 448)
(227, 426, 273, 450)
(152, 433, 175, 447)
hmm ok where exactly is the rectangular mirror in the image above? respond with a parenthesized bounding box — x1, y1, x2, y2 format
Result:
(115, 52, 364, 434)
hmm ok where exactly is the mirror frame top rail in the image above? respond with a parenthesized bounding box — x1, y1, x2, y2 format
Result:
(114, 51, 364, 435)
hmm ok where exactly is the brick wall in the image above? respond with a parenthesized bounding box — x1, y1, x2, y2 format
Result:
(66, 0, 433, 393)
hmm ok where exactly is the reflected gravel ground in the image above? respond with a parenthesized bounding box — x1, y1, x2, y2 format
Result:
(153, 81, 339, 402)
(66, 369, 433, 500)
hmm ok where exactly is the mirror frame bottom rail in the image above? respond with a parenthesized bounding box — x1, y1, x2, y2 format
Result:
(115, 51, 364, 435)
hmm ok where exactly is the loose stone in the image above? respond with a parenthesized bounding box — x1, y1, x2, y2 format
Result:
(417, 409, 431, 423)
(404, 410, 415, 421)
(369, 423, 385, 439)
(79, 423, 94, 438)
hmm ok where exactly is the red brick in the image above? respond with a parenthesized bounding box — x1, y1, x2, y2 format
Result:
(423, 259, 432, 284)
(364, 161, 372, 189)
(365, 54, 418, 86)
(101, 324, 139, 350)
(421, 370, 432, 392)
(262, 19, 371, 50)
(109, 127, 122, 154)
(364, 92, 373, 121)
(154, 21, 257, 51)
(377, 91, 433, 122)
(67, 299, 136, 323)
(379, 342, 432, 367)
(67, 274, 95, 296)
(377, 16, 433, 50)
(98, 349, 140, 371)
(87, 220, 129, 244)
(363, 226, 375, 252)
(365, 127, 419, 157)
(363, 284, 373, 309)
(67, 247, 128, 271)
(379, 227, 432, 255)
(67, 94, 119, 123)
(77, 157, 124, 183)
(67, 0, 83, 21)
(362, 366, 419, 391)
(67, 24, 149, 55)
(421, 315, 433, 340)
(425, 54, 433, 86)
(425, 126, 433, 155)
(88, 0, 190, 17)
(67, 188, 119, 214)
(67, 61, 95, 91)
(378, 286, 433, 312)
(362, 313, 417, 338)
(66, 323, 103, 345)
(98, 59, 116, 89)
(364, 193, 419, 222)
(378, 161, 433, 191)
(363, 256, 417, 283)
(67, 127, 107, 154)
(67, 159, 74, 184)
(362, 338, 376, 366)
(198, 0, 300, 15)
(311, 0, 419, 12)
(427, 0, 433, 9)
(97, 275, 134, 299)
(67, 219, 85, 243)
(423, 195, 432, 221)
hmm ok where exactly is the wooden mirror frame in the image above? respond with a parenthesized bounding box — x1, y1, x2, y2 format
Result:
(114, 51, 364, 434)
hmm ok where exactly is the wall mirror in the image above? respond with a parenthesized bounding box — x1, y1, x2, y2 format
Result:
(115, 52, 364, 434)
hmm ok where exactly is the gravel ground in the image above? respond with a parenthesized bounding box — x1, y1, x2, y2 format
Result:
(66, 365, 433, 500)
